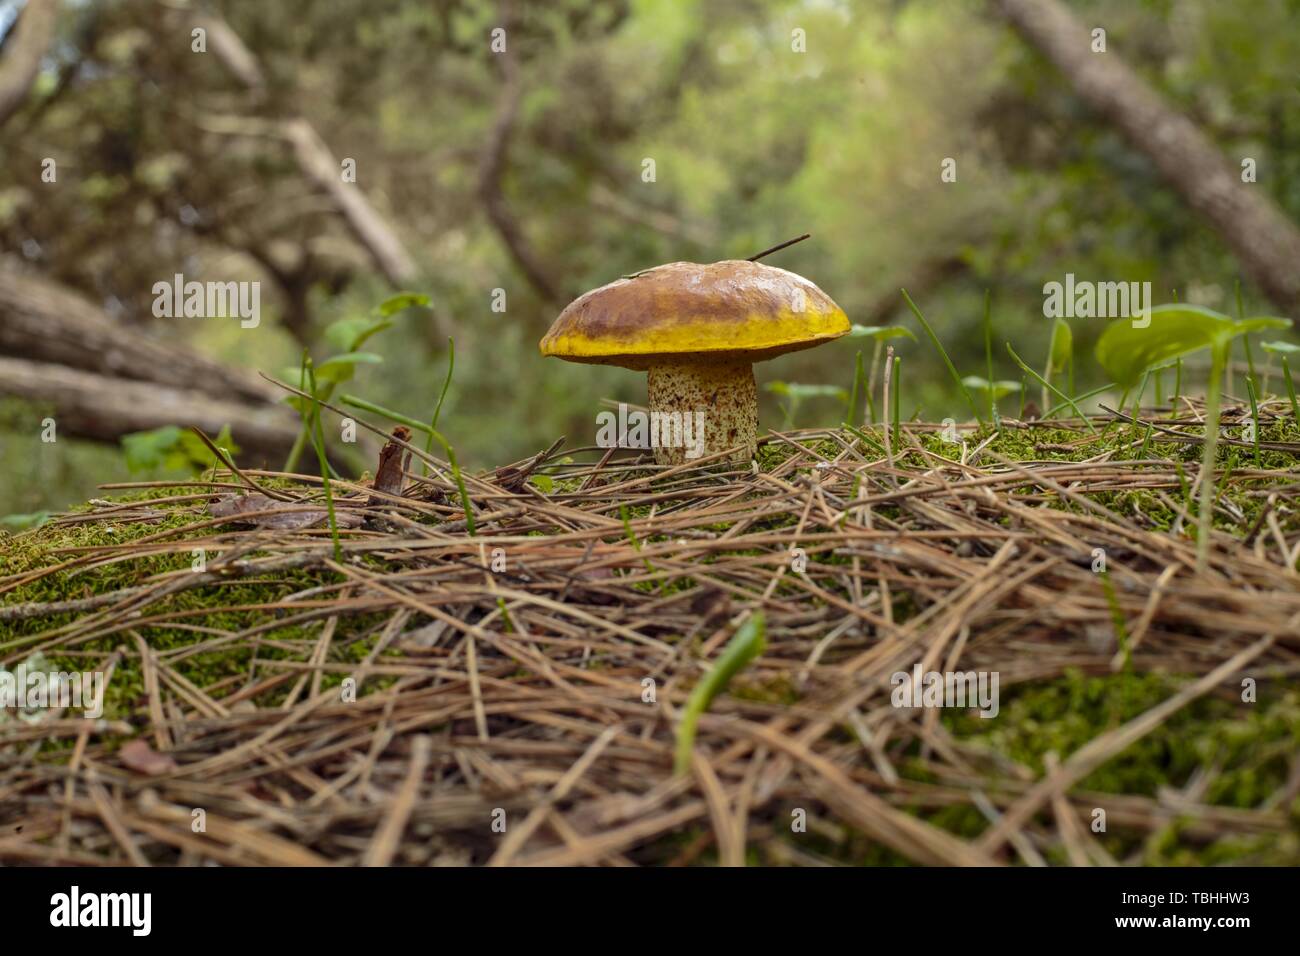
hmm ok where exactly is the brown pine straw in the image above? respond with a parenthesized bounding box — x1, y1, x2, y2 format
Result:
(1, 403, 1298, 866)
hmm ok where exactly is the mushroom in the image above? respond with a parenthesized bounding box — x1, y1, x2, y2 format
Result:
(540, 260, 849, 465)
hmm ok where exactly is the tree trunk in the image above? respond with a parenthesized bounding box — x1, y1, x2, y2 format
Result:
(995, 0, 1300, 313)
(184, 10, 418, 286)
(0, 357, 301, 467)
(0, 0, 60, 127)
(0, 263, 278, 405)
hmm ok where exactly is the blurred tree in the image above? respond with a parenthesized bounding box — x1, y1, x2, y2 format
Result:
(2, 0, 1299, 514)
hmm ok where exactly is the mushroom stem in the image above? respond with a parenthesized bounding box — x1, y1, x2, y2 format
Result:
(646, 360, 756, 465)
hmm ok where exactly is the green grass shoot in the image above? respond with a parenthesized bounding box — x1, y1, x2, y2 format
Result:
(901, 289, 983, 426)
(673, 612, 766, 776)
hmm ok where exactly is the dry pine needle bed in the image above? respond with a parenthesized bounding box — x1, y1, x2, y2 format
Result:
(1, 403, 1299, 866)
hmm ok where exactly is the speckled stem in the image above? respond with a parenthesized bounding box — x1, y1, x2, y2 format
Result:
(646, 360, 756, 465)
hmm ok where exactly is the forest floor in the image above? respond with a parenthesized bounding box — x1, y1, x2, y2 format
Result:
(2, 402, 1299, 866)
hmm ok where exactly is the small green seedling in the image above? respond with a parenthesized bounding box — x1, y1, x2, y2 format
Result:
(282, 292, 430, 472)
(1261, 341, 1300, 420)
(1006, 343, 1095, 431)
(673, 612, 766, 776)
(848, 350, 867, 427)
(891, 355, 902, 434)
(425, 337, 456, 476)
(1095, 304, 1290, 571)
(1245, 377, 1262, 467)
(304, 356, 344, 562)
(1043, 317, 1073, 409)
(765, 381, 849, 429)
(902, 290, 984, 426)
(0, 511, 51, 532)
(844, 324, 916, 422)
(962, 375, 1021, 418)
(619, 503, 656, 577)
(982, 290, 997, 427)
(122, 423, 240, 475)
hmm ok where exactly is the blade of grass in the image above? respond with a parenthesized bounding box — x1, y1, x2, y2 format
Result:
(1043, 381, 1114, 419)
(1282, 356, 1300, 420)
(1245, 376, 1262, 467)
(901, 289, 983, 425)
(1099, 571, 1131, 672)
(673, 612, 766, 776)
(1137, 423, 1153, 461)
(891, 355, 901, 436)
(1131, 369, 1150, 424)
(848, 349, 865, 429)
(1006, 343, 1096, 432)
(305, 359, 343, 562)
(867, 340, 883, 422)
(842, 422, 886, 456)
(983, 290, 995, 428)
(283, 354, 313, 473)
(424, 338, 456, 477)
(1237, 280, 1257, 386)
(1195, 345, 1227, 571)
(619, 504, 657, 578)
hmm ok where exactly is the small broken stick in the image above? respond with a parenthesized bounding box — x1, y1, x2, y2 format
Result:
(368, 426, 411, 506)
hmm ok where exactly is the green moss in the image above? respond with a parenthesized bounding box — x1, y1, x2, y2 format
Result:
(5, 414, 1297, 865)
(731, 671, 800, 706)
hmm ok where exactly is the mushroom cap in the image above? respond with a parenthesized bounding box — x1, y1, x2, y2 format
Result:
(539, 260, 849, 370)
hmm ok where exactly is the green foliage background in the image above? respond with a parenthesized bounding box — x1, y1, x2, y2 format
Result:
(2, 0, 1299, 515)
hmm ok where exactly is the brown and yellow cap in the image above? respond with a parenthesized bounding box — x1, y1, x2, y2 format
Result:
(539, 260, 849, 370)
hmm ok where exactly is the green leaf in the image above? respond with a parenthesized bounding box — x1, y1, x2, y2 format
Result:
(528, 474, 554, 493)
(314, 351, 385, 385)
(1261, 340, 1300, 355)
(1007, 342, 1095, 433)
(1095, 305, 1290, 387)
(324, 317, 393, 353)
(1, 511, 51, 532)
(376, 292, 431, 317)
(844, 324, 916, 342)
(762, 382, 847, 401)
(121, 425, 183, 473)
(961, 375, 1021, 400)
(176, 425, 241, 471)
(122, 424, 239, 474)
(1048, 318, 1072, 376)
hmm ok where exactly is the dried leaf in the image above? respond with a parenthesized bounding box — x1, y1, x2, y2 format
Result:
(119, 738, 177, 776)
(208, 493, 362, 530)
(402, 619, 450, 648)
(369, 426, 411, 505)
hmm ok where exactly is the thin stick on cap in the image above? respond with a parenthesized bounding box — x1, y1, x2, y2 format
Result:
(747, 233, 811, 262)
